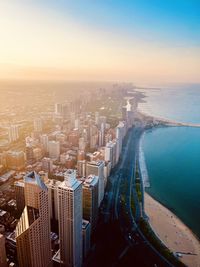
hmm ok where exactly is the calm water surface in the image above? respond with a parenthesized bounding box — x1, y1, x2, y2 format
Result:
(139, 85, 200, 238)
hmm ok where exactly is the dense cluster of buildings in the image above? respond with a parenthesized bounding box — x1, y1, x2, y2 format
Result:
(0, 92, 135, 267)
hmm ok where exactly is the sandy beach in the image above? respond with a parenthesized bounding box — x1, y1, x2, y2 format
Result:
(144, 192, 200, 267)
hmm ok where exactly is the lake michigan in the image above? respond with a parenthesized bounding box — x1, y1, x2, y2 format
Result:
(138, 84, 200, 238)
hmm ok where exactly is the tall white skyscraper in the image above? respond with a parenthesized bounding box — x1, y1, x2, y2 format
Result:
(16, 172, 51, 267)
(105, 140, 117, 168)
(116, 121, 126, 162)
(58, 170, 82, 267)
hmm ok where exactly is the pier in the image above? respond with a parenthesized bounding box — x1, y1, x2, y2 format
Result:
(155, 117, 200, 128)
(139, 112, 200, 128)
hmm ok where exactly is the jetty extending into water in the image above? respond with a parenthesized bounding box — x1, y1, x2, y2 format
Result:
(153, 116, 200, 128)
(138, 111, 200, 128)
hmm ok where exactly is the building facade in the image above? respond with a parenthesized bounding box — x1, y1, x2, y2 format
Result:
(16, 172, 52, 267)
(57, 170, 82, 267)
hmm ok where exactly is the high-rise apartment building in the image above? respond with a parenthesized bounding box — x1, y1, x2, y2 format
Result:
(105, 140, 117, 168)
(57, 170, 82, 267)
(82, 175, 99, 231)
(86, 161, 105, 206)
(116, 121, 126, 162)
(16, 172, 51, 267)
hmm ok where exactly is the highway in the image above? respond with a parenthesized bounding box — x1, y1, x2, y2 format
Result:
(85, 126, 175, 267)
(116, 127, 174, 267)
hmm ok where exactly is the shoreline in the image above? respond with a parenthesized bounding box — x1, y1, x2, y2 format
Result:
(144, 192, 200, 267)
(138, 129, 200, 267)
(138, 130, 150, 188)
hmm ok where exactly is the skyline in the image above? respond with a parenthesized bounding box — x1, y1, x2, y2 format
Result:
(0, 0, 200, 83)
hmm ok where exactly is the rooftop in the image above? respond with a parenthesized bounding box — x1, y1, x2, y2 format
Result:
(52, 249, 61, 263)
(14, 181, 24, 187)
(83, 175, 98, 187)
(25, 171, 47, 191)
(59, 170, 81, 191)
(0, 209, 7, 217)
(82, 219, 90, 229)
(87, 160, 104, 167)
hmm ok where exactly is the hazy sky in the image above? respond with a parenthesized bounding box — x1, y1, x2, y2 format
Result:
(0, 0, 199, 83)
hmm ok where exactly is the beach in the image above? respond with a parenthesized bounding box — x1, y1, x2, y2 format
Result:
(144, 192, 200, 267)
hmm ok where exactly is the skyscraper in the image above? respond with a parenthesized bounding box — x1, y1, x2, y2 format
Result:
(16, 172, 51, 267)
(86, 161, 105, 206)
(57, 170, 82, 267)
(105, 140, 117, 168)
(82, 175, 99, 231)
(116, 121, 126, 161)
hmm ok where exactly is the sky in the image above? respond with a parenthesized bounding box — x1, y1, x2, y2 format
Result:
(0, 0, 199, 84)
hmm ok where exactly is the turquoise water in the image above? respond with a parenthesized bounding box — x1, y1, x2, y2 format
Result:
(140, 85, 200, 238)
